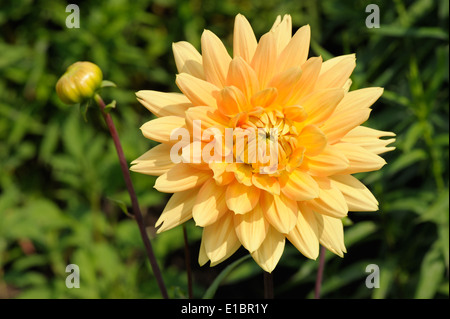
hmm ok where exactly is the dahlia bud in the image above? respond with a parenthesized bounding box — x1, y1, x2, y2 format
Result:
(56, 61, 103, 104)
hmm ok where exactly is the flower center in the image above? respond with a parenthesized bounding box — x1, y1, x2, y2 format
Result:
(234, 110, 302, 175)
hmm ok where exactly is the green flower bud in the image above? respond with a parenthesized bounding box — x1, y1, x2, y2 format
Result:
(56, 61, 103, 104)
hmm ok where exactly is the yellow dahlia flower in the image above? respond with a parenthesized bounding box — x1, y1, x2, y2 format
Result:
(131, 14, 395, 272)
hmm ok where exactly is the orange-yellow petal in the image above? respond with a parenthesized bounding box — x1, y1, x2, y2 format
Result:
(226, 163, 253, 187)
(226, 180, 260, 214)
(234, 205, 269, 252)
(251, 31, 277, 89)
(251, 88, 278, 108)
(252, 174, 281, 195)
(330, 175, 379, 212)
(136, 91, 192, 118)
(268, 67, 303, 105)
(276, 25, 311, 74)
(233, 14, 258, 64)
(140, 116, 186, 144)
(287, 203, 320, 259)
(270, 14, 292, 56)
(261, 192, 298, 234)
(286, 56, 322, 105)
(341, 126, 396, 155)
(314, 213, 346, 257)
(130, 143, 175, 176)
(320, 87, 383, 143)
(193, 178, 228, 227)
(216, 86, 251, 116)
(250, 226, 285, 273)
(308, 177, 348, 218)
(298, 124, 328, 156)
(333, 143, 387, 174)
(201, 29, 232, 88)
(315, 54, 356, 90)
(226, 57, 260, 101)
(172, 41, 205, 80)
(300, 88, 345, 126)
(155, 187, 198, 233)
(302, 145, 349, 176)
(279, 169, 320, 201)
(202, 213, 241, 266)
(185, 106, 229, 136)
(154, 163, 212, 193)
(176, 73, 219, 107)
(209, 162, 235, 186)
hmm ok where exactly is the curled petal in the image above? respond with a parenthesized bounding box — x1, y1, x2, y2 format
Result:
(251, 31, 277, 89)
(279, 169, 320, 201)
(316, 54, 356, 90)
(341, 126, 396, 155)
(287, 203, 320, 259)
(154, 164, 212, 193)
(320, 87, 383, 143)
(226, 180, 260, 214)
(276, 24, 311, 73)
(333, 143, 387, 174)
(193, 178, 228, 227)
(308, 177, 348, 218)
(330, 175, 379, 212)
(202, 213, 241, 266)
(227, 57, 260, 101)
(302, 145, 349, 176)
(202, 30, 232, 88)
(261, 191, 298, 234)
(136, 91, 192, 118)
(140, 116, 186, 144)
(233, 14, 258, 63)
(251, 226, 285, 273)
(155, 188, 198, 233)
(234, 205, 269, 252)
(172, 41, 205, 79)
(314, 213, 347, 257)
(130, 143, 175, 176)
(176, 73, 219, 107)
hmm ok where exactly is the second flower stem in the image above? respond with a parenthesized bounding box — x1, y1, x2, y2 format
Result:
(264, 272, 274, 299)
(94, 94, 168, 299)
(314, 245, 326, 299)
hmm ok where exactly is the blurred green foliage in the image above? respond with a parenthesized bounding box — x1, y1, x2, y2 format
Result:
(0, 0, 448, 299)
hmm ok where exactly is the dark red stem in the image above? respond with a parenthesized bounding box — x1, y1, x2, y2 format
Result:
(95, 94, 168, 299)
(314, 245, 326, 299)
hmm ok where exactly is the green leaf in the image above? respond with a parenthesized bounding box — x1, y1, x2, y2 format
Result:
(344, 221, 377, 247)
(80, 100, 90, 122)
(101, 80, 117, 88)
(107, 197, 132, 218)
(372, 259, 396, 299)
(203, 254, 252, 299)
(418, 189, 449, 224)
(414, 242, 446, 299)
(386, 149, 428, 176)
(369, 26, 448, 40)
(103, 100, 117, 113)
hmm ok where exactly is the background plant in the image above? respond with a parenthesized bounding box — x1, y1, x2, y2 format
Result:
(0, 0, 448, 299)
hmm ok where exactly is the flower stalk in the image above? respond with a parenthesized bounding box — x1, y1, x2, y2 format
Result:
(314, 246, 326, 299)
(94, 93, 169, 299)
(182, 224, 193, 298)
(264, 272, 274, 299)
